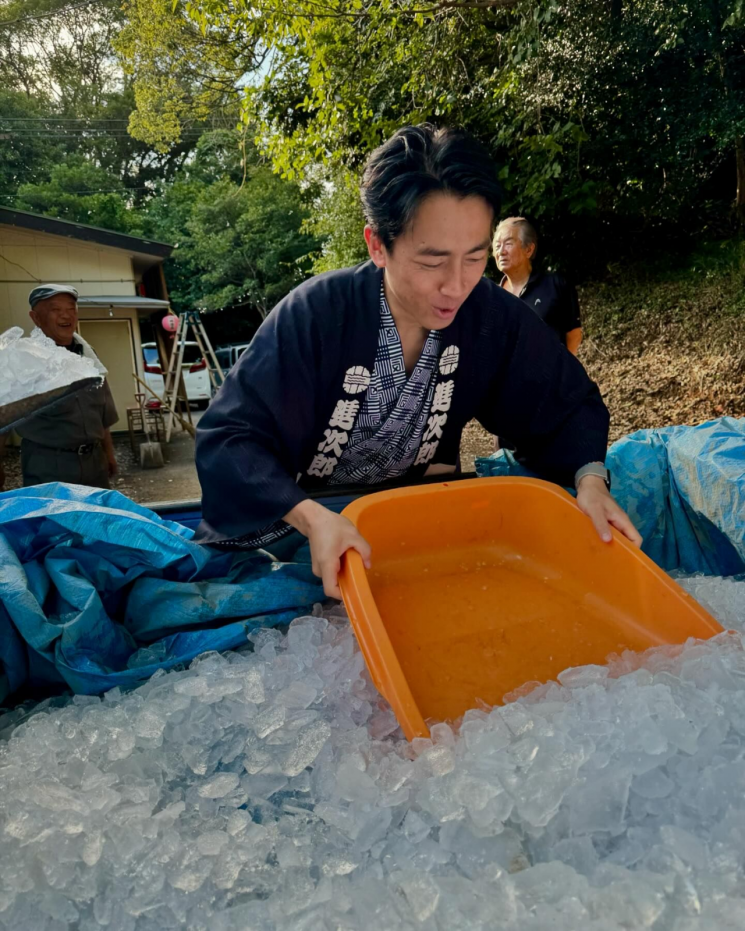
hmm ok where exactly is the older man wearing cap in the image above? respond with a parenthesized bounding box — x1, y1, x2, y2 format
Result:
(0, 285, 118, 491)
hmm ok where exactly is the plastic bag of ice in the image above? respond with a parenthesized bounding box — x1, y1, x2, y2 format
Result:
(0, 326, 101, 408)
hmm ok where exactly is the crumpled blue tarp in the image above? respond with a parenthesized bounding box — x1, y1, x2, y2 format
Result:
(4, 418, 743, 703)
(0, 484, 323, 703)
(476, 417, 745, 577)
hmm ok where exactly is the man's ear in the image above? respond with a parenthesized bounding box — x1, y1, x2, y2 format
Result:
(29, 308, 39, 328)
(364, 226, 387, 269)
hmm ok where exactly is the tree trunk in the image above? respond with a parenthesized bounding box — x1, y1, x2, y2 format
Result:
(737, 136, 745, 224)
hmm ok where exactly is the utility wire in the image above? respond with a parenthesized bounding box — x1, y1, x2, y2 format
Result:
(0, 0, 109, 29)
(0, 186, 155, 197)
(0, 250, 41, 282)
(0, 131, 204, 138)
(0, 118, 132, 122)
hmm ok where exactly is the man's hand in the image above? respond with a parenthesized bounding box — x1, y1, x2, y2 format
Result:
(106, 454, 118, 478)
(285, 499, 372, 599)
(576, 474, 642, 547)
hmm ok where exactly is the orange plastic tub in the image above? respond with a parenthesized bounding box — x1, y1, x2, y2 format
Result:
(338, 477, 723, 740)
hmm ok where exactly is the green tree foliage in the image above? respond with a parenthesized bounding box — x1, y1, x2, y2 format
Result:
(13, 157, 144, 233)
(117, 0, 745, 261)
(145, 135, 321, 316)
(114, 0, 260, 154)
(509, 1, 745, 222)
(0, 0, 215, 205)
(0, 89, 63, 195)
(306, 172, 369, 274)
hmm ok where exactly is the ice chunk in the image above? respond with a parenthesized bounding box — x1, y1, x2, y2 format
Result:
(632, 768, 674, 800)
(557, 664, 609, 688)
(197, 773, 240, 798)
(0, 580, 744, 929)
(0, 326, 101, 408)
(196, 831, 229, 856)
(568, 769, 632, 835)
(280, 719, 330, 776)
(402, 810, 431, 845)
(392, 871, 440, 922)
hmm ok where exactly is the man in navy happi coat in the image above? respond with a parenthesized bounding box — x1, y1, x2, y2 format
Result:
(195, 124, 641, 597)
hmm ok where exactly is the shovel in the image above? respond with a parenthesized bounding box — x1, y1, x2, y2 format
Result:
(0, 377, 102, 434)
(138, 391, 164, 469)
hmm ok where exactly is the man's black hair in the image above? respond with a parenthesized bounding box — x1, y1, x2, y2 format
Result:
(360, 124, 502, 249)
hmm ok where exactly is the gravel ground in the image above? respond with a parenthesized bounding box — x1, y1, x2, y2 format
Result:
(2, 411, 495, 505)
(1, 410, 205, 505)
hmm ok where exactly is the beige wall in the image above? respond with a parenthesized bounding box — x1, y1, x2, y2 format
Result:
(0, 223, 135, 333)
(78, 312, 146, 430)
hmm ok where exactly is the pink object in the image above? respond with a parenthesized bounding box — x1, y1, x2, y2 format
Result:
(161, 314, 179, 333)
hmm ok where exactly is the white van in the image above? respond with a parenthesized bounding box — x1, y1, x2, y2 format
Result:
(142, 342, 212, 407)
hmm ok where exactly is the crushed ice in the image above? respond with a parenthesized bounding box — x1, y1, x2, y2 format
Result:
(1, 578, 745, 928)
(0, 327, 100, 408)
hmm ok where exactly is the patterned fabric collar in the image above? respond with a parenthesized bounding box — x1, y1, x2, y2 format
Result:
(328, 284, 442, 485)
(214, 284, 450, 550)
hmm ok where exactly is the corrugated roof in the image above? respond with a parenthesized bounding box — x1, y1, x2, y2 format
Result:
(76, 295, 171, 310)
(0, 207, 173, 258)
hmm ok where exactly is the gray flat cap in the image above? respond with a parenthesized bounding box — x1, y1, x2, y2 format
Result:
(29, 284, 79, 308)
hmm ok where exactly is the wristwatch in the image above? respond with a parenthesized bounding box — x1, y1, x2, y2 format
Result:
(575, 462, 611, 491)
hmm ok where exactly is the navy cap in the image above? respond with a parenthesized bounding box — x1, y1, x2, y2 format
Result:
(29, 284, 79, 309)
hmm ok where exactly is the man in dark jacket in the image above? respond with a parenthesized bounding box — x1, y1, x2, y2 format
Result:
(494, 216, 583, 355)
(196, 125, 640, 597)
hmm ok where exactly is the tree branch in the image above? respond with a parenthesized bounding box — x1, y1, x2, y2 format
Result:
(209, 0, 518, 22)
(0, 0, 110, 29)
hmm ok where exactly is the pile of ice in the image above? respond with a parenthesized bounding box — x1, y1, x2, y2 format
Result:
(1, 578, 745, 930)
(0, 327, 100, 408)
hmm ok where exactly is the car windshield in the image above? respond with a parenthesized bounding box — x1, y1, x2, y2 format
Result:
(142, 344, 203, 366)
(182, 345, 203, 365)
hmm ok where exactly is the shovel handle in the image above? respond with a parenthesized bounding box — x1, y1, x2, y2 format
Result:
(132, 373, 196, 438)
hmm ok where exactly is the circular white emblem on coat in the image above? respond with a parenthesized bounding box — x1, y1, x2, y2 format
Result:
(343, 366, 371, 395)
(439, 345, 460, 375)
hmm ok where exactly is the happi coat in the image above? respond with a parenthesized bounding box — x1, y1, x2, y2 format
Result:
(195, 261, 609, 545)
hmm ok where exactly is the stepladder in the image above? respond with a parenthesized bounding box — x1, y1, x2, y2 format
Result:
(161, 310, 226, 442)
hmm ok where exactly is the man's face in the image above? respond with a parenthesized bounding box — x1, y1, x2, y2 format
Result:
(365, 192, 493, 332)
(494, 228, 534, 277)
(30, 294, 79, 346)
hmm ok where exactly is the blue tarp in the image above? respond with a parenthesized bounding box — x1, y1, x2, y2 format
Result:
(2, 417, 743, 703)
(0, 484, 323, 703)
(476, 416, 745, 577)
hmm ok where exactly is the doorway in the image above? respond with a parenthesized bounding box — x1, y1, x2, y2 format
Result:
(77, 318, 136, 430)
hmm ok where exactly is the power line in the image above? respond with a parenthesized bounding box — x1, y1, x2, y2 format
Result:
(0, 278, 137, 284)
(0, 118, 132, 123)
(0, 0, 513, 29)
(0, 117, 237, 124)
(0, 131, 204, 138)
(0, 186, 155, 197)
(0, 250, 41, 282)
(0, 126, 204, 133)
(0, 0, 109, 29)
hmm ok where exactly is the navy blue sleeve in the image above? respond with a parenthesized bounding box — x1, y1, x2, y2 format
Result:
(195, 290, 325, 540)
(475, 291, 607, 486)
